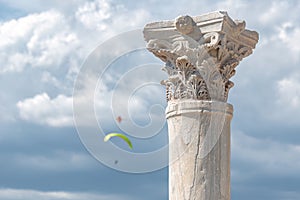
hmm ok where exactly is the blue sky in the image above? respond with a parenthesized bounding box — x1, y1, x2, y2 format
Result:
(0, 0, 300, 199)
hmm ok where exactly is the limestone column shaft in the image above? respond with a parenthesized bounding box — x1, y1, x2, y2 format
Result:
(166, 100, 232, 200)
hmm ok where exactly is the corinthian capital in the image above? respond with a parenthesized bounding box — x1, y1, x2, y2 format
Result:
(143, 11, 259, 102)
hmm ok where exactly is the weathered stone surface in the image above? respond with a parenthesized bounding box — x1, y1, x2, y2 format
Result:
(143, 11, 258, 200)
(166, 100, 232, 200)
(144, 11, 259, 102)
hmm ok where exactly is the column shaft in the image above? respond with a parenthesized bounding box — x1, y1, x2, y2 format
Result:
(166, 100, 232, 200)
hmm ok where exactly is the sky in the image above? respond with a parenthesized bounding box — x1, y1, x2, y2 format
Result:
(0, 0, 300, 199)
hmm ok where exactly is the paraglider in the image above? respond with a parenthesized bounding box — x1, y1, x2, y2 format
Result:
(116, 116, 122, 123)
(104, 133, 133, 149)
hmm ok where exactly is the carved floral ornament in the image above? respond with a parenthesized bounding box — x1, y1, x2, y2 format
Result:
(143, 12, 259, 102)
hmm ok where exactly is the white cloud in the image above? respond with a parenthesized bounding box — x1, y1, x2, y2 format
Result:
(277, 75, 300, 108)
(14, 151, 95, 171)
(264, 74, 300, 124)
(232, 131, 300, 178)
(75, 0, 112, 31)
(260, 1, 290, 24)
(0, 188, 131, 200)
(0, 10, 80, 73)
(254, 1, 300, 60)
(41, 71, 63, 89)
(277, 22, 300, 57)
(0, 0, 152, 101)
(17, 93, 73, 127)
(75, 0, 150, 33)
(216, 0, 248, 13)
(0, 0, 85, 13)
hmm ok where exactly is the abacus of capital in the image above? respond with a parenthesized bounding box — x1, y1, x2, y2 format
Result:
(143, 11, 258, 200)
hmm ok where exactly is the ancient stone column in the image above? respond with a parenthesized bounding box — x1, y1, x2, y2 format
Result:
(143, 11, 258, 200)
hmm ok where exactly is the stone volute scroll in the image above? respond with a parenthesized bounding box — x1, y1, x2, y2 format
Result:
(144, 11, 258, 200)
